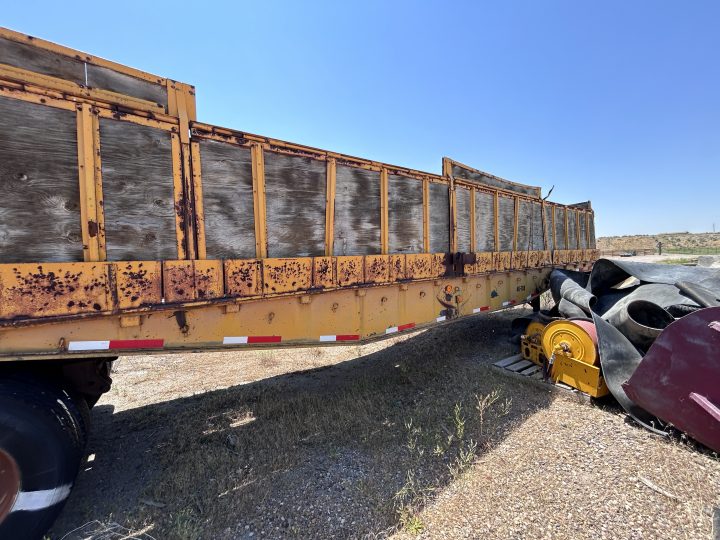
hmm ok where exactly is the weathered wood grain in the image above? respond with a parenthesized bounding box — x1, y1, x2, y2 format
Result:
(451, 163, 540, 198)
(588, 215, 596, 248)
(197, 139, 256, 259)
(498, 195, 515, 252)
(388, 174, 423, 254)
(333, 165, 381, 256)
(0, 96, 83, 262)
(544, 205, 555, 252)
(264, 151, 326, 257)
(517, 199, 532, 252)
(455, 186, 471, 252)
(529, 200, 544, 250)
(554, 207, 566, 250)
(0, 36, 85, 85)
(579, 212, 588, 249)
(87, 64, 168, 107)
(567, 209, 578, 249)
(474, 190, 495, 252)
(100, 118, 177, 261)
(429, 182, 449, 253)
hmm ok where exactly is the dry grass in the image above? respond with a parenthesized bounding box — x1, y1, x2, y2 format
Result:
(50, 308, 720, 539)
(598, 231, 720, 252)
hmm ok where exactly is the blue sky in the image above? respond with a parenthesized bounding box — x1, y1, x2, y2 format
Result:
(4, 1, 718, 237)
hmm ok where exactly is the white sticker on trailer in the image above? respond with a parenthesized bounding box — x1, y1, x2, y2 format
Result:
(68, 341, 110, 351)
(319, 335, 337, 342)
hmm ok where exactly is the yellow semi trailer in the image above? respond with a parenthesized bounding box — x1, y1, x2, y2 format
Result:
(0, 28, 597, 538)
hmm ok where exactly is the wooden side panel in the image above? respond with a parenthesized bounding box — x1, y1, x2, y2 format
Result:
(86, 64, 168, 107)
(517, 199, 532, 252)
(428, 182, 449, 253)
(497, 195, 515, 252)
(0, 97, 83, 262)
(264, 151, 326, 258)
(387, 174, 423, 254)
(474, 190, 494, 252)
(455, 186, 471, 252)
(588, 213, 596, 248)
(531, 200, 544, 250)
(567, 209, 578, 249)
(198, 139, 256, 259)
(554, 207, 566, 250)
(100, 118, 177, 261)
(544, 204, 555, 252)
(333, 165, 381, 256)
(0, 35, 85, 85)
(579, 212, 588, 249)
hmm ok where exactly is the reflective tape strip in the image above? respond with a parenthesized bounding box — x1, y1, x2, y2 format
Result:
(436, 316, 446, 323)
(398, 323, 416, 332)
(502, 300, 516, 307)
(473, 306, 490, 313)
(11, 484, 72, 512)
(223, 336, 281, 345)
(109, 339, 163, 349)
(386, 326, 399, 334)
(68, 340, 110, 351)
(223, 336, 248, 345)
(320, 335, 360, 342)
(68, 339, 163, 351)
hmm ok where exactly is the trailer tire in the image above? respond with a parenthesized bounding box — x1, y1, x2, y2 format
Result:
(0, 377, 86, 539)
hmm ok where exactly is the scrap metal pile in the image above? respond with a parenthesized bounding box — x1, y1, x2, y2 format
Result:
(515, 258, 720, 453)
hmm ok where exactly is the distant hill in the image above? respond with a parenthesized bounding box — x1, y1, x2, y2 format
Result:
(598, 232, 720, 253)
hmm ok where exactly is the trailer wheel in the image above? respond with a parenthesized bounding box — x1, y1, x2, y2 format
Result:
(0, 377, 87, 539)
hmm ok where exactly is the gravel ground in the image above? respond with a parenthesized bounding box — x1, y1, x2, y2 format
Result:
(49, 307, 720, 539)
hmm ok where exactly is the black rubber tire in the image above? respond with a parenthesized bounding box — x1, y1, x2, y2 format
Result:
(0, 377, 87, 540)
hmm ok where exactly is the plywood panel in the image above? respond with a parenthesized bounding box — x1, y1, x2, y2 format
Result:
(100, 118, 177, 261)
(517, 199, 532, 252)
(498, 195, 515, 252)
(531, 201, 544, 250)
(0, 36, 85, 85)
(429, 182, 449, 253)
(588, 214, 596, 248)
(87, 64, 168, 107)
(567, 209, 578, 249)
(264, 151, 326, 257)
(544, 205, 555, 252)
(554, 207, 566, 250)
(474, 190, 495, 252)
(579, 212, 588, 249)
(456, 186, 471, 252)
(388, 174, 423, 254)
(198, 139, 256, 259)
(333, 165, 381, 256)
(0, 97, 82, 262)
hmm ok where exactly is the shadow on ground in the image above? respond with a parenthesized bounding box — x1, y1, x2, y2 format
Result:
(51, 310, 557, 539)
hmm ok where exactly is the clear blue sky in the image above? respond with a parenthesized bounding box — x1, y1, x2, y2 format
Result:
(5, 1, 718, 237)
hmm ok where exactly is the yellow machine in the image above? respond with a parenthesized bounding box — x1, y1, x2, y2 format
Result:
(521, 318, 609, 398)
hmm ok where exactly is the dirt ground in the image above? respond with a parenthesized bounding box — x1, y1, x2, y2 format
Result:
(49, 308, 719, 540)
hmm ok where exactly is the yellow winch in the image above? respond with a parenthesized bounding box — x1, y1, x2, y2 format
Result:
(520, 318, 609, 398)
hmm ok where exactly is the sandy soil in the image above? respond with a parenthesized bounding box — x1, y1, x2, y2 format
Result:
(49, 308, 719, 540)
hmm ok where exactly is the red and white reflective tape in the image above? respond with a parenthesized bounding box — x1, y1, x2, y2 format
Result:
(223, 336, 282, 345)
(319, 334, 360, 342)
(502, 300, 516, 307)
(436, 316, 446, 323)
(68, 339, 164, 351)
(473, 306, 490, 313)
(386, 322, 416, 334)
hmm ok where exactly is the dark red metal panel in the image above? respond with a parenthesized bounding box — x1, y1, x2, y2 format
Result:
(623, 307, 720, 453)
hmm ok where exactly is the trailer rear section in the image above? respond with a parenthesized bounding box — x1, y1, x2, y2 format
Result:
(0, 27, 597, 537)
